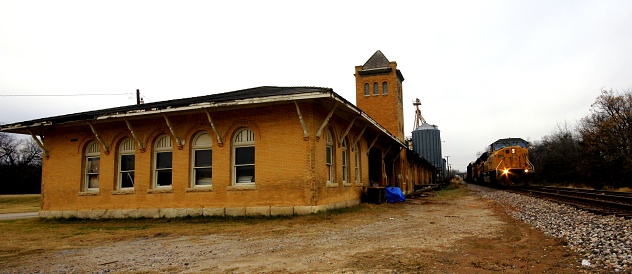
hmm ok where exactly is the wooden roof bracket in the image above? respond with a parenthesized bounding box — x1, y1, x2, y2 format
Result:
(316, 103, 337, 140)
(366, 133, 380, 155)
(204, 109, 224, 147)
(339, 117, 356, 145)
(27, 129, 48, 159)
(162, 114, 184, 149)
(383, 144, 394, 159)
(352, 126, 367, 151)
(294, 101, 309, 140)
(393, 147, 403, 161)
(87, 122, 109, 155)
(124, 119, 145, 152)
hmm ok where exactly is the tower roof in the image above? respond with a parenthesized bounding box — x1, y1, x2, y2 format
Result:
(362, 50, 390, 69)
(357, 50, 404, 81)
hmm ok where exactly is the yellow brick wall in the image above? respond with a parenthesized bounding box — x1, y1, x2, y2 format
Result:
(354, 62, 405, 141)
(40, 101, 371, 212)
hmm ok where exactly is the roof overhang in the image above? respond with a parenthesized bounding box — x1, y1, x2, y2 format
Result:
(0, 86, 406, 149)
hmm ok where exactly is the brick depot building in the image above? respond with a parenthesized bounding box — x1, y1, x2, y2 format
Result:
(1, 51, 436, 218)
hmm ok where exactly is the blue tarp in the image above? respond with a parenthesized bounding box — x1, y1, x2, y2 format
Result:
(385, 186, 406, 203)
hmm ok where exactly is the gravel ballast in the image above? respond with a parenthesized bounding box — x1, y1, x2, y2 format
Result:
(469, 184, 632, 272)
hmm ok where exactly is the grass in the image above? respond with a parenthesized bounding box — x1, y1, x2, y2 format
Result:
(436, 183, 469, 197)
(0, 194, 41, 214)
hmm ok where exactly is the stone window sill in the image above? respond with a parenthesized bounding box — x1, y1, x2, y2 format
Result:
(227, 185, 256, 191)
(186, 186, 214, 192)
(77, 191, 100, 196)
(112, 189, 135, 195)
(148, 188, 173, 194)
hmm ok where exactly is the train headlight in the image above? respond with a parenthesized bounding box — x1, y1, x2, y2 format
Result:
(524, 169, 529, 173)
(502, 169, 509, 175)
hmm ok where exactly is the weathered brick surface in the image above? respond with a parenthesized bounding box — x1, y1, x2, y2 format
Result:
(203, 207, 225, 217)
(293, 205, 319, 215)
(186, 208, 203, 217)
(39, 101, 374, 214)
(355, 62, 405, 142)
(37, 88, 433, 218)
(245, 206, 271, 217)
(138, 208, 160, 218)
(270, 206, 294, 216)
(225, 207, 246, 217)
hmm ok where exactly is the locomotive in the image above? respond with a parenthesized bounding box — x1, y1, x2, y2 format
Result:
(466, 137, 534, 186)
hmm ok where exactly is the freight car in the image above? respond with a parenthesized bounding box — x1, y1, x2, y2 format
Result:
(466, 137, 534, 186)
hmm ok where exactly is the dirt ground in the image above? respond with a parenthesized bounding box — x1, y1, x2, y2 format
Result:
(3, 187, 585, 273)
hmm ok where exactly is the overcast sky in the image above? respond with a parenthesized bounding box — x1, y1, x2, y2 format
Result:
(1, 1, 631, 171)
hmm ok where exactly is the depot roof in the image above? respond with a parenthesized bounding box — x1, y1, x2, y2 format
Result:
(1, 86, 406, 147)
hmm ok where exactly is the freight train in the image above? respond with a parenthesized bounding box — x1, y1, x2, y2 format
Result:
(466, 137, 534, 186)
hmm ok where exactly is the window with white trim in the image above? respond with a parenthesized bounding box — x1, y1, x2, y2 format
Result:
(154, 135, 173, 187)
(192, 132, 212, 186)
(382, 81, 388, 95)
(342, 138, 349, 184)
(118, 138, 135, 189)
(353, 143, 361, 184)
(373, 82, 379, 95)
(84, 141, 100, 191)
(364, 83, 369, 96)
(326, 129, 334, 183)
(233, 128, 255, 184)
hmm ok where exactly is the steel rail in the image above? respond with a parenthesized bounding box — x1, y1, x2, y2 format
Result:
(506, 186, 632, 218)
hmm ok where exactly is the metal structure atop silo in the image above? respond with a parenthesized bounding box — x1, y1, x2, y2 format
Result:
(412, 98, 426, 129)
(410, 99, 443, 176)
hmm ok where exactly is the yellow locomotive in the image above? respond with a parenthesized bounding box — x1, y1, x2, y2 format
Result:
(467, 137, 534, 186)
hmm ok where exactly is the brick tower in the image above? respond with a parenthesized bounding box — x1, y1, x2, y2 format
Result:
(355, 50, 405, 141)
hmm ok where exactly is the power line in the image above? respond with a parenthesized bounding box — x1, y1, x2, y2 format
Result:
(0, 93, 133, 97)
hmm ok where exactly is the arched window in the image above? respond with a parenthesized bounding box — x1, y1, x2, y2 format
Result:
(342, 138, 349, 184)
(118, 138, 135, 189)
(363, 83, 369, 96)
(373, 82, 379, 95)
(154, 135, 173, 187)
(192, 132, 213, 186)
(233, 128, 255, 184)
(84, 141, 100, 191)
(353, 143, 361, 184)
(382, 82, 388, 95)
(326, 129, 334, 183)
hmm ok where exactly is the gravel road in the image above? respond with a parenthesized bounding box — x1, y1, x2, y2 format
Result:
(4, 190, 504, 273)
(6, 184, 610, 273)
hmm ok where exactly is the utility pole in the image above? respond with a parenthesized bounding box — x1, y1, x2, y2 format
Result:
(445, 155, 450, 177)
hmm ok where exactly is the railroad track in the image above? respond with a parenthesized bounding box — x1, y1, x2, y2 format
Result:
(505, 185, 632, 218)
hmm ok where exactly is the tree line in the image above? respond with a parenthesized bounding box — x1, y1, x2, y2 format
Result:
(0, 131, 42, 193)
(529, 88, 632, 189)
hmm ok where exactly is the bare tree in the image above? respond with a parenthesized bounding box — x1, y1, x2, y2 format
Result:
(529, 122, 581, 184)
(0, 132, 18, 166)
(0, 130, 43, 193)
(579, 88, 632, 188)
(0, 132, 42, 166)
